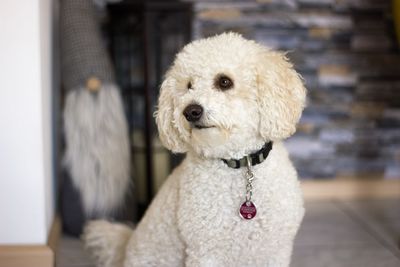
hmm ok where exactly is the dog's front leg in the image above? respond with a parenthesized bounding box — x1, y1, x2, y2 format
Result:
(123, 175, 185, 267)
(185, 248, 293, 267)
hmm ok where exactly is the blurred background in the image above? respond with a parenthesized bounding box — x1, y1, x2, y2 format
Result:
(0, 0, 400, 267)
(108, 0, 400, 210)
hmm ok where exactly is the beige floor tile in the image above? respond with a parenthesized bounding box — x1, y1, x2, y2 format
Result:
(56, 235, 95, 267)
(295, 201, 379, 247)
(340, 199, 400, 220)
(338, 199, 400, 254)
(291, 245, 400, 267)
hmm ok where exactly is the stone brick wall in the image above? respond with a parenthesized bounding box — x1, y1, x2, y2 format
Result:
(187, 0, 400, 179)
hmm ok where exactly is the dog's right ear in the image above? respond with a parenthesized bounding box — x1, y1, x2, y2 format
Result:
(155, 77, 188, 153)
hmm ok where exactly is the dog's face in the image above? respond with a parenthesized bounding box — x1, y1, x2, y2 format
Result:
(156, 33, 306, 159)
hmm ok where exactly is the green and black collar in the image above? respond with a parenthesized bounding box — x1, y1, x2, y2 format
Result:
(222, 142, 273, 169)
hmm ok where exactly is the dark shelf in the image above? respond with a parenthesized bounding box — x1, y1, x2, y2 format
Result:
(106, 0, 192, 216)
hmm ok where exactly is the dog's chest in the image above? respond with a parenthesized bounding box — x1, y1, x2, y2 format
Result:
(176, 162, 283, 248)
(173, 154, 304, 266)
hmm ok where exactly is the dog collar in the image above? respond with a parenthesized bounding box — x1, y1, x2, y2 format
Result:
(222, 142, 273, 169)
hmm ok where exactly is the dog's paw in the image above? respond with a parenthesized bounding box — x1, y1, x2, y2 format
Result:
(83, 220, 133, 267)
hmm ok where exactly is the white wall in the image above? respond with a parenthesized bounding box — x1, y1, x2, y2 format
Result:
(0, 0, 54, 245)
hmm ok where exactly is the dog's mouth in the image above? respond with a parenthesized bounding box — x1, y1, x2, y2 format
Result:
(192, 123, 215, 130)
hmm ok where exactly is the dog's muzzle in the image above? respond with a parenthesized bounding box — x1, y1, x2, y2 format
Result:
(183, 104, 203, 122)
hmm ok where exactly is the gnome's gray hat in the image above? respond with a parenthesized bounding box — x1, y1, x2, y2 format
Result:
(60, 0, 115, 90)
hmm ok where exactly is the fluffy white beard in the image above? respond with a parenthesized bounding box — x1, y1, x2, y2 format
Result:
(63, 84, 130, 216)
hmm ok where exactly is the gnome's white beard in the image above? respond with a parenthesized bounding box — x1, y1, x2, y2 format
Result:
(63, 84, 130, 216)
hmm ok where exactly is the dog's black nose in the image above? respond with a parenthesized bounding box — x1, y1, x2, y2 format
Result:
(183, 104, 203, 122)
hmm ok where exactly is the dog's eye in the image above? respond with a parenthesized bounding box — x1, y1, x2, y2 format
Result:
(215, 75, 233, 90)
(187, 81, 192, 90)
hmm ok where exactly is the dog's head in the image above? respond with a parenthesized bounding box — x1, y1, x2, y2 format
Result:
(155, 32, 306, 159)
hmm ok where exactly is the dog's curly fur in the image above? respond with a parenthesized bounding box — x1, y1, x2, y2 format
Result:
(84, 32, 306, 267)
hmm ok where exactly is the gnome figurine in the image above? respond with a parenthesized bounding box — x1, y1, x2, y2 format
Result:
(60, 0, 131, 235)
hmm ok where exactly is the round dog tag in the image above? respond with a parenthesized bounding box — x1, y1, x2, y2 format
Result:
(239, 201, 257, 220)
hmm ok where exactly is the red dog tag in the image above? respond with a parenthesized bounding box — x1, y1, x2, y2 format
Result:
(239, 201, 257, 220)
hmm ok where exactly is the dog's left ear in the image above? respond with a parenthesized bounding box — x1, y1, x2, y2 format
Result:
(256, 49, 306, 140)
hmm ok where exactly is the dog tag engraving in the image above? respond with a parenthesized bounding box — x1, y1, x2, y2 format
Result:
(239, 201, 257, 220)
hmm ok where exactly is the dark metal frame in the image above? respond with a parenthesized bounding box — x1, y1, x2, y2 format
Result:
(107, 1, 192, 213)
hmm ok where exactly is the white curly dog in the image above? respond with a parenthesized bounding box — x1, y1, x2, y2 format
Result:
(84, 32, 306, 267)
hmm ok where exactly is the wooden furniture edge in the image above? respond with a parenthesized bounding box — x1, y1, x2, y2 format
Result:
(47, 215, 61, 253)
(0, 215, 61, 267)
(302, 179, 400, 200)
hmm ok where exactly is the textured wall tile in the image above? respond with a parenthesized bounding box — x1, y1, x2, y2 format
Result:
(318, 65, 357, 87)
(347, 0, 391, 10)
(293, 12, 353, 29)
(385, 162, 400, 179)
(351, 102, 386, 119)
(298, 0, 335, 7)
(319, 128, 354, 144)
(198, 9, 242, 20)
(357, 82, 400, 106)
(351, 35, 393, 52)
(308, 27, 332, 39)
(255, 0, 298, 9)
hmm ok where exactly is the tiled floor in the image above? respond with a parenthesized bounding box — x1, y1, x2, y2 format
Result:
(57, 199, 400, 267)
(292, 200, 400, 267)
